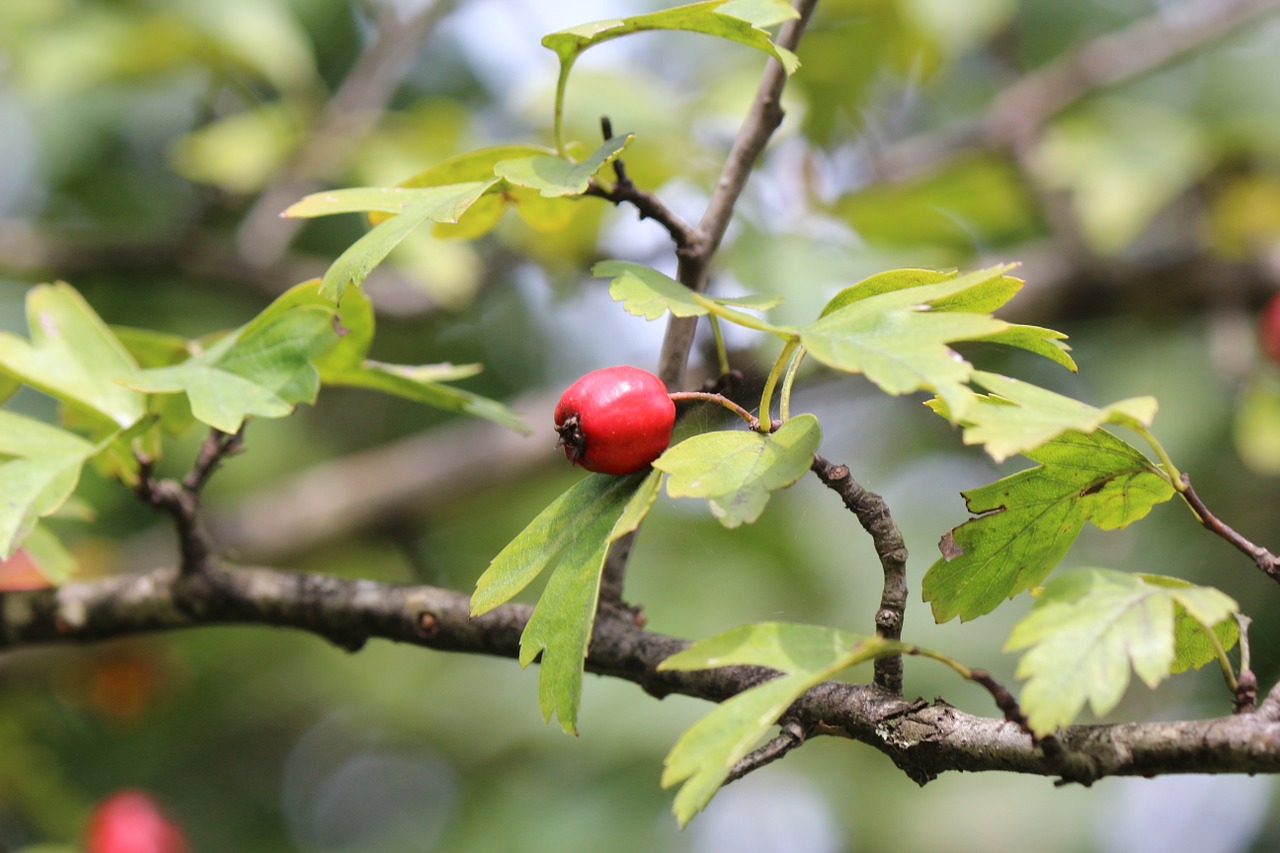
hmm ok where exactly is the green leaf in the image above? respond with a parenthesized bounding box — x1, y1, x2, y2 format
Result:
(973, 325, 1077, 372)
(21, 524, 76, 585)
(0, 410, 97, 558)
(654, 414, 821, 528)
(317, 180, 496, 301)
(659, 623, 896, 826)
(817, 267, 1022, 318)
(593, 260, 782, 321)
(922, 429, 1176, 623)
(495, 135, 633, 198)
(802, 267, 1016, 417)
(473, 470, 660, 733)
(325, 360, 527, 434)
(281, 183, 497, 218)
(519, 470, 662, 734)
(938, 371, 1158, 463)
(126, 301, 338, 434)
(1006, 569, 1238, 736)
(542, 1, 800, 75)
(0, 283, 145, 429)
(1138, 574, 1242, 674)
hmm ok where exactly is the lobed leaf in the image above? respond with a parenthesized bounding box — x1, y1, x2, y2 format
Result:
(940, 371, 1157, 463)
(659, 623, 896, 825)
(802, 268, 1020, 417)
(326, 361, 526, 434)
(922, 429, 1176, 623)
(654, 414, 822, 528)
(281, 183, 497, 218)
(542, 1, 800, 75)
(0, 410, 98, 558)
(317, 180, 496, 301)
(1006, 569, 1238, 736)
(495, 135, 633, 198)
(973, 325, 1076, 372)
(0, 283, 145, 429)
(126, 298, 338, 434)
(593, 260, 782, 321)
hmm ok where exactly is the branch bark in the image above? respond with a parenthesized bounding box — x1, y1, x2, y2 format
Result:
(4, 562, 1280, 784)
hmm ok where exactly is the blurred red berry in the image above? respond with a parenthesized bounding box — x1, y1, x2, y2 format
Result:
(554, 365, 676, 475)
(87, 790, 187, 853)
(1260, 294, 1280, 364)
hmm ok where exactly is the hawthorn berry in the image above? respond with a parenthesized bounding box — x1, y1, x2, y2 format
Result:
(1260, 293, 1280, 365)
(86, 790, 188, 853)
(555, 365, 675, 475)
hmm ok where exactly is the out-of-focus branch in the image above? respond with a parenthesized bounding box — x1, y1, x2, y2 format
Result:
(4, 562, 1280, 785)
(236, 0, 460, 269)
(876, 0, 1280, 183)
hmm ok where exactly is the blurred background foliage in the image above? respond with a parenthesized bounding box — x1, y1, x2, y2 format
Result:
(3, 0, 1280, 850)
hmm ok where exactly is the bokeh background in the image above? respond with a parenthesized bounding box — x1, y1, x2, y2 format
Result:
(3, 0, 1280, 850)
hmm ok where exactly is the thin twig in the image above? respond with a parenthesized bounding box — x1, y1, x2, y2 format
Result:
(658, 0, 820, 389)
(724, 719, 806, 785)
(1180, 474, 1280, 584)
(878, 0, 1280, 182)
(810, 454, 908, 694)
(183, 428, 245, 494)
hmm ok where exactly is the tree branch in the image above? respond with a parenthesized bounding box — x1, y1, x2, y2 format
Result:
(1180, 474, 1280, 584)
(810, 454, 908, 694)
(3, 562, 1279, 785)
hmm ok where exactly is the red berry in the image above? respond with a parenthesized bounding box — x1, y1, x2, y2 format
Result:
(1261, 294, 1280, 364)
(554, 366, 675, 475)
(87, 790, 188, 853)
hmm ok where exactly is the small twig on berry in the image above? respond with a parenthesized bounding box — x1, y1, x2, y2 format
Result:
(668, 391, 761, 430)
(1180, 474, 1280, 585)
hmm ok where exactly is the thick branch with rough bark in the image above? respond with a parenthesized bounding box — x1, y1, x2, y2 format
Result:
(4, 561, 1280, 785)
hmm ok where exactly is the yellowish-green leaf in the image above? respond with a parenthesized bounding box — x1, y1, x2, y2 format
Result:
(654, 415, 821, 528)
(495, 135, 632, 198)
(0, 283, 145, 429)
(593, 260, 782, 322)
(1006, 569, 1238, 736)
(923, 429, 1175, 623)
(802, 267, 1016, 417)
(0, 410, 97, 558)
(659, 623, 896, 826)
(943, 371, 1157, 463)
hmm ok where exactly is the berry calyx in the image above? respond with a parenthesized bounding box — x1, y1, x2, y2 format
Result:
(87, 790, 188, 853)
(555, 366, 676, 475)
(1260, 293, 1280, 365)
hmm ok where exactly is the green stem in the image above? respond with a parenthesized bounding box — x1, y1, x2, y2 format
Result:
(778, 346, 806, 422)
(692, 293, 795, 338)
(553, 60, 574, 156)
(707, 315, 731, 377)
(1122, 419, 1185, 489)
(758, 340, 799, 432)
(1203, 623, 1240, 694)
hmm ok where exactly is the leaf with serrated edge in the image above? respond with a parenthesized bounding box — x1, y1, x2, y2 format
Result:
(817, 266, 1022, 318)
(326, 361, 527, 434)
(923, 429, 1175, 623)
(952, 371, 1157, 463)
(1137, 574, 1241, 673)
(1006, 569, 1238, 736)
(319, 180, 495, 301)
(0, 283, 145, 429)
(0, 410, 99, 558)
(495, 136, 632, 198)
(514, 470, 661, 733)
(975, 325, 1077, 372)
(282, 183, 497, 218)
(127, 304, 337, 434)
(593, 260, 781, 321)
(803, 269, 1016, 418)
(542, 1, 799, 75)
(659, 623, 896, 826)
(654, 414, 821, 528)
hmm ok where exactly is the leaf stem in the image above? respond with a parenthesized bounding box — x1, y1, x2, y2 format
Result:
(668, 391, 760, 430)
(1203, 624, 1240, 695)
(1122, 419, 1185, 488)
(1178, 474, 1280, 584)
(707, 315, 732, 376)
(553, 60, 574, 156)
(758, 340, 799, 430)
(778, 346, 806, 422)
